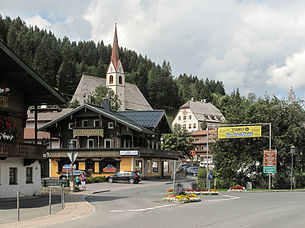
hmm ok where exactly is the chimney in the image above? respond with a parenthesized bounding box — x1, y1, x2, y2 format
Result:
(201, 99, 207, 103)
(191, 97, 195, 101)
(102, 99, 111, 110)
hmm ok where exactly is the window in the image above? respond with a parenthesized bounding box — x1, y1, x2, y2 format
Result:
(69, 139, 77, 149)
(183, 116, 186, 120)
(109, 75, 113, 84)
(193, 123, 196, 128)
(135, 160, 142, 174)
(26, 167, 33, 184)
(108, 122, 114, 129)
(104, 139, 111, 148)
(82, 120, 88, 127)
(119, 76, 122, 84)
(178, 116, 181, 121)
(188, 124, 192, 129)
(9, 168, 17, 185)
(163, 161, 169, 174)
(147, 160, 151, 172)
(183, 124, 186, 129)
(189, 115, 192, 120)
(152, 161, 159, 174)
(87, 139, 94, 148)
(94, 119, 100, 127)
(68, 123, 74, 129)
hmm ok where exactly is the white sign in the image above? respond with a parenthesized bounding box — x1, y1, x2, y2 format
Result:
(120, 150, 138, 156)
(67, 152, 79, 164)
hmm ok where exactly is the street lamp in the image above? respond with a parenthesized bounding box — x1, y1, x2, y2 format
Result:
(290, 145, 295, 190)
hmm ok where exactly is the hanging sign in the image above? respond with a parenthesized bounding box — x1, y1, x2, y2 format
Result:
(218, 126, 261, 139)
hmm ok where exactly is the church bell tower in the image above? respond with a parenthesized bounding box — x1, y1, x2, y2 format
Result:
(106, 23, 125, 110)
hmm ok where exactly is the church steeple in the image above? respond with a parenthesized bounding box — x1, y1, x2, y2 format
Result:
(106, 23, 125, 111)
(111, 23, 120, 70)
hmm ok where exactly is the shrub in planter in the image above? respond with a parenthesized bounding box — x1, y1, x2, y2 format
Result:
(86, 176, 107, 184)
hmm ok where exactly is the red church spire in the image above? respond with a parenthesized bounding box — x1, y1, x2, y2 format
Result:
(110, 23, 120, 69)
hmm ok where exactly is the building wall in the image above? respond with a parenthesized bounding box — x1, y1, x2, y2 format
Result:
(0, 158, 41, 198)
(172, 108, 199, 132)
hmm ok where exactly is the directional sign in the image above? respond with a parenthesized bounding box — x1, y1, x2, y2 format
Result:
(67, 152, 79, 164)
(263, 149, 277, 173)
(62, 164, 76, 172)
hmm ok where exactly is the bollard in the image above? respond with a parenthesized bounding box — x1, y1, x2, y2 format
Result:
(61, 184, 65, 210)
(48, 188, 52, 215)
(17, 190, 20, 222)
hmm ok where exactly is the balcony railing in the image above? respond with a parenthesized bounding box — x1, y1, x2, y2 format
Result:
(0, 141, 45, 158)
(47, 147, 179, 159)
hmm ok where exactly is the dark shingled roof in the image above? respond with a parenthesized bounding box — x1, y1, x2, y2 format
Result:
(39, 104, 153, 134)
(119, 110, 171, 133)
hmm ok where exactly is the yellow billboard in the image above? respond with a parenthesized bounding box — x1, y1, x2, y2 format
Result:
(218, 126, 261, 139)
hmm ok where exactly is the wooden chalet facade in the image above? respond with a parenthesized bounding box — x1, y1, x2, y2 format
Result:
(0, 40, 65, 198)
(39, 103, 178, 179)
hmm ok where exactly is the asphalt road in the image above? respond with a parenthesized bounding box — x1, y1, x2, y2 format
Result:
(47, 182, 305, 228)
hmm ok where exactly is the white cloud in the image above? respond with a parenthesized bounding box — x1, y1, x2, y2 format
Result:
(266, 50, 305, 91)
(24, 15, 50, 29)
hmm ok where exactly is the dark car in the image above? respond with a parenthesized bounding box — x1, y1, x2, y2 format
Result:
(106, 171, 141, 184)
(186, 166, 200, 176)
(59, 170, 90, 179)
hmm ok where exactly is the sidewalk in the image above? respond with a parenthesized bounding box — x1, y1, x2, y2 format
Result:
(0, 179, 171, 228)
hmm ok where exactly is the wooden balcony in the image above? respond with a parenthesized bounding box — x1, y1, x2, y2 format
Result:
(0, 141, 45, 158)
(47, 147, 179, 159)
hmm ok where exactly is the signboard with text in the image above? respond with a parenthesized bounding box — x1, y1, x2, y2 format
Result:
(218, 126, 262, 139)
(263, 149, 277, 174)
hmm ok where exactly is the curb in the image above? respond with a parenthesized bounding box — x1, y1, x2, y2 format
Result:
(92, 190, 111, 194)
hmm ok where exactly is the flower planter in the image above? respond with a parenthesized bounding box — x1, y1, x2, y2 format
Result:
(164, 193, 201, 203)
(185, 189, 219, 195)
(228, 185, 246, 192)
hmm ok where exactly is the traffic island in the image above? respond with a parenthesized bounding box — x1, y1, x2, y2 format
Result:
(164, 194, 201, 203)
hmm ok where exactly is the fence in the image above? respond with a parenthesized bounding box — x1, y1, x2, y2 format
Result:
(41, 178, 69, 187)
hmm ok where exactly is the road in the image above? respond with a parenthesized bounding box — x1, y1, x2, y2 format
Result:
(48, 181, 305, 228)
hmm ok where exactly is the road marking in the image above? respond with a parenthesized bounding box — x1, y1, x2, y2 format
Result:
(206, 195, 240, 202)
(110, 204, 174, 213)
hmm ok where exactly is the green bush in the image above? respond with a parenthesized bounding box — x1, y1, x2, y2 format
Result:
(86, 176, 107, 184)
(197, 168, 207, 179)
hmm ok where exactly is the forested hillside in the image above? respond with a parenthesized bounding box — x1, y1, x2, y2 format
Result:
(0, 15, 226, 112)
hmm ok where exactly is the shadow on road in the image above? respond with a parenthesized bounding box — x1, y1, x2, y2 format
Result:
(85, 195, 128, 203)
(0, 195, 61, 210)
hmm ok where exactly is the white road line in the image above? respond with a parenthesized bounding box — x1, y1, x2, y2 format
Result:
(110, 210, 124, 212)
(110, 204, 175, 213)
(206, 195, 240, 202)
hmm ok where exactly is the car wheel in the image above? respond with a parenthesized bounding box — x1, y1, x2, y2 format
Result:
(108, 178, 114, 183)
(129, 178, 135, 184)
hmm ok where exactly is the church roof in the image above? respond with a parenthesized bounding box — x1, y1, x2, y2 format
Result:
(111, 23, 121, 70)
(180, 100, 225, 122)
(72, 75, 153, 110)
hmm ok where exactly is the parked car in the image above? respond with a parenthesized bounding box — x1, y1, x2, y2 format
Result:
(179, 163, 199, 171)
(59, 170, 90, 179)
(106, 171, 141, 184)
(186, 166, 200, 176)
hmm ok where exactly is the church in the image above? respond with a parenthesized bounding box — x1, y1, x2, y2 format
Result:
(72, 24, 152, 111)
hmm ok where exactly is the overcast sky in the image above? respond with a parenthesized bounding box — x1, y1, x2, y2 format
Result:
(1, 0, 305, 99)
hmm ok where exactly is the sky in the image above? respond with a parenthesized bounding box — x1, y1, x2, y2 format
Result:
(1, 0, 305, 100)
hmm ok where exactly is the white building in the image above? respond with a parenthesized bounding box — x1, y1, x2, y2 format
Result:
(172, 99, 225, 132)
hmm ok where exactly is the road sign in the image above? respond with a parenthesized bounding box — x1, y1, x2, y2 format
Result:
(208, 171, 213, 180)
(67, 152, 78, 164)
(263, 149, 277, 173)
(62, 164, 76, 172)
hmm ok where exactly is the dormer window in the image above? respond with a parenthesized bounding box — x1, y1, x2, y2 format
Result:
(109, 75, 113, 84)
(119, 76, 122, 84)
